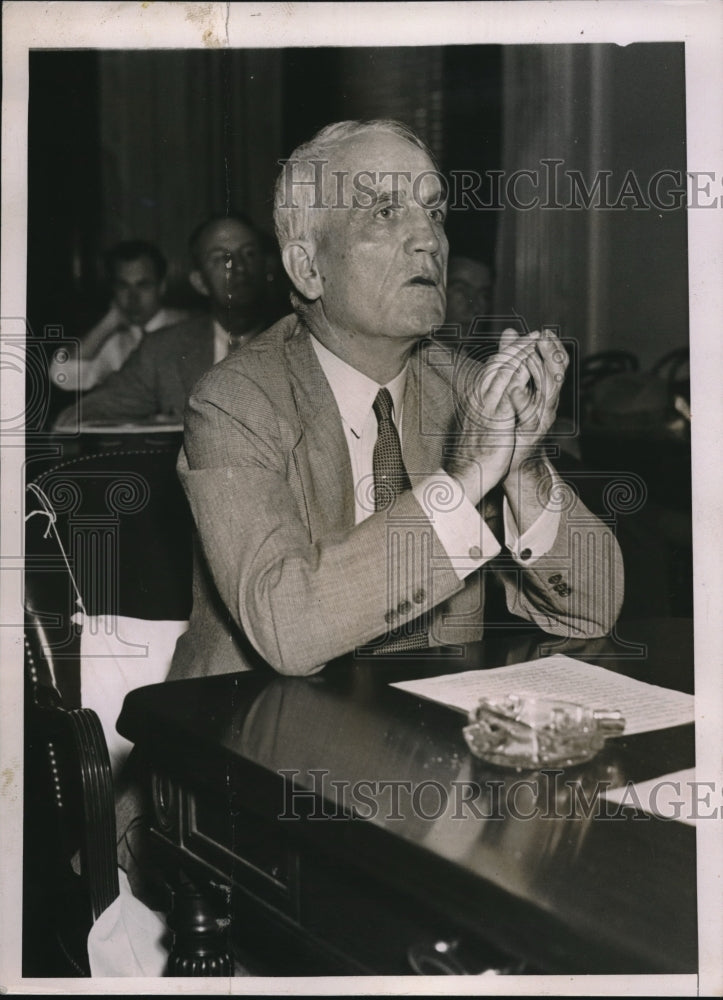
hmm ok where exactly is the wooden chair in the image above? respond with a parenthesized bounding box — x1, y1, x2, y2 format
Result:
(580, 349, 639, 391)
(651, 345, 690, 415)
(25, 480, 118, 975)
(23, 445, 194, 975)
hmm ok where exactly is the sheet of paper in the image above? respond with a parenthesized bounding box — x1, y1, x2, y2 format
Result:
(391, 655, 694, 736)
(602, 768, 701, 825)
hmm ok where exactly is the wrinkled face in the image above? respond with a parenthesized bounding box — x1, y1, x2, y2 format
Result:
(311, 131, 448, 346)
(112, 256, 165, 327)
(445, 256, 493, 331)
(193, 219, 265, 311)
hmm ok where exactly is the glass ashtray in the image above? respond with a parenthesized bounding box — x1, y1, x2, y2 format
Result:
(463, 693, 625, 769)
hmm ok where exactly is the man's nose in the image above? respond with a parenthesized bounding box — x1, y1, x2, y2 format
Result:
(226, 250, 248, 274)
(404, 209, 442, 255)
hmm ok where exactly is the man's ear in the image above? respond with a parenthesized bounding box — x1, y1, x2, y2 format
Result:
(189, 270, 210, 298)
(282, 242, 323, 301)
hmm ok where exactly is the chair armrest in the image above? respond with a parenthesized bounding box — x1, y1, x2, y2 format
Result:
(35, 703, 120, 923)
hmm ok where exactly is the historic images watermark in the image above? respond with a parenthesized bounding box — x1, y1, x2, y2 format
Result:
(277, 159, 722, 213)
(277, 768, 721, 823)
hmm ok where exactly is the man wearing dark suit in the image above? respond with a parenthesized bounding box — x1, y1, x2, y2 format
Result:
(53, 213, 272, 429)
(170, 120, 624, 682)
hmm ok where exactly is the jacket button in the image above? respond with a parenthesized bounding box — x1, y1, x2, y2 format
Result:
(412, 589, 426, 604)
(384, 609, 397, 624)
(548, 573, 562, 584)
(398, 600, 412, 615)
(519, 548, 532, 561)
(468, 545, 483, 559)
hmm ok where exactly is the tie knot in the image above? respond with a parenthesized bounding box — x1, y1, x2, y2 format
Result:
(372, 387, 394, 425)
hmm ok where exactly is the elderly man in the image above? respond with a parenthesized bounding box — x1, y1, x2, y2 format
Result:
(53, 214, 272, 429)
(50, 240, 188, 393)
(169, 120, 623, 680)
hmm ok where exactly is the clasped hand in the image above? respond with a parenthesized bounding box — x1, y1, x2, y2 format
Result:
(447, 328, 568, 506)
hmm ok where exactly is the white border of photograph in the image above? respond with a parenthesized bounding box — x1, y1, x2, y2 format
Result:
(2, 2, 721, 996)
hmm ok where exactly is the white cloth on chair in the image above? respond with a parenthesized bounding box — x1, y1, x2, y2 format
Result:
(87, 869, 169, 976)
(74, 613, 188, 776)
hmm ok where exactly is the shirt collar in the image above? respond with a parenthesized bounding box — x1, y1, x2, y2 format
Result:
(144, 308, 171, 333)
(310, 334, 408, 437)
(213, 317, 266, 353)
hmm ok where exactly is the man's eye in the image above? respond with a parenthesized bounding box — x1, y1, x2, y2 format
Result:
(375, 204, 395, 220)
(428, 207, 447, 223)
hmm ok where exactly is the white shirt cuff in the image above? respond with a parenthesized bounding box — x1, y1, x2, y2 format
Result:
(413, 472, 501, 581)
(503, 460, 561, 565)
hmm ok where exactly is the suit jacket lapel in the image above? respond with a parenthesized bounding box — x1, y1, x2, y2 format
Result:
(281, 330, 464, 536)
(402, 341, 456, 476)
(283, 323, 356, 535)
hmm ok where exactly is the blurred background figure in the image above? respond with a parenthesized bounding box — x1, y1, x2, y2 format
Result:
(445, 254, 494, 336)
(49, 240, 188, 392)
(187, 212, 275, 353)
(53, 213, 278, 429)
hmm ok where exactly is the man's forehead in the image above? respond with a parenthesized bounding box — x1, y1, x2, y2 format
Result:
(448, 258, 491, 284)
(331, 130, 437, 180)
(321, 131, 445, 212)
(200, 220, 258, 251)
(114, 256, 160, 280)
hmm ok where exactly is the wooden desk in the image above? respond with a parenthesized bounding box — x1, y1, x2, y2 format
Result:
(47, 425, 183, 459)
(117, 619, 696, 976)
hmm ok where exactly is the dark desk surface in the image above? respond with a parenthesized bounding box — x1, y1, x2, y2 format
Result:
(118, 619, 696, 975)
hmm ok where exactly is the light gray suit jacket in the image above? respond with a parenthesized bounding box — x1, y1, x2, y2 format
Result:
(170, 315, 624, 679)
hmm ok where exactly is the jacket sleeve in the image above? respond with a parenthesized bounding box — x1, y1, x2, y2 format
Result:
(179, 378, 465, 676)
(53, 337, 160, 429)
(495, 478, 625, 639)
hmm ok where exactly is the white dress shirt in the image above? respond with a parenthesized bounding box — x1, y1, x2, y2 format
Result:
(311, 335, 560, 580)
(213, 319, 266, 365)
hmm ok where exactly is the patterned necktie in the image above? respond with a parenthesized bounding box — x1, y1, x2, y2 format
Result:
(372, 388, 411, 511)
(368, 387, 429, 654)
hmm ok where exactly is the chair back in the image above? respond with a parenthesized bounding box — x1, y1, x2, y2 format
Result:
(650, 345, 690, 409)
(580, 349, 639, 393)
(23, 444, 193, 974)
(25, 447, 193, 707)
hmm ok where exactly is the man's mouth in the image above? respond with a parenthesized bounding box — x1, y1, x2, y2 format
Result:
(407, 275, 438, 287)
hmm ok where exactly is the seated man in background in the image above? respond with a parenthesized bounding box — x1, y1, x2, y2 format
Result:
(435, 252, 496, 363)
(53, 213, 274, 429)
(169, 119, 624, 682)
(445, 253, 494, 336)
(49, 239, 188, 393)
